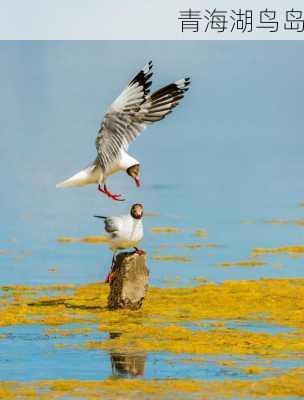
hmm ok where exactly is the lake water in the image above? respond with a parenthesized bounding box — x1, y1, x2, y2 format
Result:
(0, 41, 303, 396)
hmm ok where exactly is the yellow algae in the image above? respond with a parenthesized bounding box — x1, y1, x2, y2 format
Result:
(178, 356, 206, 364)
(263, 219, 289, 225)
(193, 277, 208, 284)
(262, 218, 304, 227)
(0, 369, 304, 399)
(219, 259, 267, 267)
(241, 219, 256, 224)
(194, 229, 207, 238)
(153, 255, 191, 263)
(252, 245, 304, 256)
(57, 235, 110, 244)
(241, 365, 274, 375)
(57, 236, 78, 243)
(1, 279, 304, 358)
(159, 243, 218, 250)
(151, 227, 182, 233)
(178, 243, 206, 249)
(180, 243, 218, 249)
(45, 326, 93, 337)
(80, 235, 110, 244)
(216, 360, 236, 368)
(88, 325, 304, 357)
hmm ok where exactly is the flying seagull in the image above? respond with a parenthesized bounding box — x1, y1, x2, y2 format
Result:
(94, 203, 144, 283)
(56, 61, 190, 201)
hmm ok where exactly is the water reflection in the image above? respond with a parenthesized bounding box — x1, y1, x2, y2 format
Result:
(109, 332, 146, 377)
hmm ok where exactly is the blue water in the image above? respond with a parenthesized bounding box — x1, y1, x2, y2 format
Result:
(0, 324, 301, 382)
(0, 41, 304, 287)
(0, 41, 304, 387)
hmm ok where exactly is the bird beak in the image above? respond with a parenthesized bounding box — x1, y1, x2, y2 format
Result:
(93, 215, 104, 219)
(135, 177, 141, 187)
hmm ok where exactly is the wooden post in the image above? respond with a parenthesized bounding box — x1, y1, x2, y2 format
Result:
(107, 251, 149, 310)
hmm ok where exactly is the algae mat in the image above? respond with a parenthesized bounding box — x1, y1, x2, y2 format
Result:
(0, 278, 303, 398)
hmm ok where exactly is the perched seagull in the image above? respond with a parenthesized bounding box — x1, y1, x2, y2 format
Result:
(56, 61, 190, 201)
(94, 203, 144, 283)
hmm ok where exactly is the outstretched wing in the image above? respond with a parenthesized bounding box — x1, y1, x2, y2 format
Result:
(95, 61, 153, 171)
(95, 62, 190, 172)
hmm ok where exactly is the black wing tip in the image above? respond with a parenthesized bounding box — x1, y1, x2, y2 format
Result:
(143, 60, 153, 74)
(181, 77, 191, 87)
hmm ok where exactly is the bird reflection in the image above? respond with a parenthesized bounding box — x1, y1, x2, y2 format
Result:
(109, 332, 146, 377)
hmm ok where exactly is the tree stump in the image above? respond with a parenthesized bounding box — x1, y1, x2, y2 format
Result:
(107, 251, 149, 310)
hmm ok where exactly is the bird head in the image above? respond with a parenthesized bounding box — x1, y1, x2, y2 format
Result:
(127, 164, 141, 187)
(130, 203, 143, 220)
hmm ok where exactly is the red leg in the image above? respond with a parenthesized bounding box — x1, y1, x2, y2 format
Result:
(105, 271, 116, 284)
(98, 184, 125, 201)
(105, 254, 117, 284)
(98, 184, 106, 194)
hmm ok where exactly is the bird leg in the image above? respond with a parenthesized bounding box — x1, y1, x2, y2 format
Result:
(134, 247, 145, 255)
(98, 184, 125, 201)
(105, 255, 117, 284)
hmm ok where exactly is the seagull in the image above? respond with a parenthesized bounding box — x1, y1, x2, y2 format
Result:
(94, 203, 144, 283)
(56, 61, 190, 201)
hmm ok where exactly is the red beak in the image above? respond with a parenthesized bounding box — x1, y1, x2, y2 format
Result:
(135, 177, 141, 187)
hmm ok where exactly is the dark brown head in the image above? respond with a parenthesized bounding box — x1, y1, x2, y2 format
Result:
(127, 164, 141, 187)
(130, 203, 143, 220)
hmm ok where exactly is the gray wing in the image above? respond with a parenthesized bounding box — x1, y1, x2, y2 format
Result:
(104, 217, 120, 234)
(95, 61, 190, 172)
(95, 61, 153, 171)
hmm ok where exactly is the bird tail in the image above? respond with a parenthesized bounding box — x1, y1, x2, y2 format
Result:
(56, 165, 97, 188)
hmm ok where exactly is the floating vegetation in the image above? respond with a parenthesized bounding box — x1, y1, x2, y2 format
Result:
(80, 236, 110, 244)
(252, 245, 304, 256)
(0, 279, 303, 359)
(218, 260, 267, 268)
(241, 365, 273, 375)
(263, 219, 289, 225)
(262, 218, 304, 227)
(193, 277, 208, 284)
(160, 243, 218, 250)
(151, 227, 182, 234)
(45, 326, 93, 337)
(194, 229, 207, 238)
(57, 235, 110, 244)
(178, 243, 206, 249)
(153, 255, 191, 263)
(57, 236, 78, 243)
(295, 219, 304, 226)
(0, 368, 303, 399)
